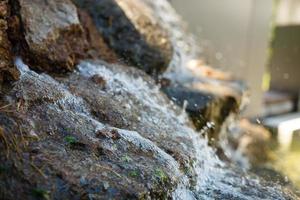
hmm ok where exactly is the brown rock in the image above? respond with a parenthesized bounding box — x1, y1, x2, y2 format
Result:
(90, 74, 106, 89)
(228, 119, 272, 165)
(77, 9, 118, 63)
(0, 1, 8, 18)
(18, 0, 89, 72)
(0, 1, 19, 83)
(238, 119, 271, 164)
(73, 0, 173, 75)
(95, 129, 121, 140)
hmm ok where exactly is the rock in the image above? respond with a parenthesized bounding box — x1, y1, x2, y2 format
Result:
(0, 0, 299, 199)
(0, 0, 19, 83)
(162, 83, 239, 139)
(141, 0, 201, 77)
(0, 62, 185, 199)
(250, 166, 290, 186)
(76, 9, 119, 63)
(226, 119, 272, 166)
(0, 1, 8, 18)
(58, 60, 198, 179)
(73, 0, 173, 75)
(137, 0, 245, 140)
(162, 85, 214, 127)
(0, 59, 297, 199)
(90, 74, 106, 89)
(16, 0, 89, 72)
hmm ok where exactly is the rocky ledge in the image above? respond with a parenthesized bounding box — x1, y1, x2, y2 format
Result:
(0, 0, 298, 199)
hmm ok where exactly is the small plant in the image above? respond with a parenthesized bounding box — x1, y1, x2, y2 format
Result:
(64, 136, 87, 151)
(128, 170, 139, 178)
(154, 168, 168, 183)
(31, 188, 50, 199)
(64, 136, 77, 145)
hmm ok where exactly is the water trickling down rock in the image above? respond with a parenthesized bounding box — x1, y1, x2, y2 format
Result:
(0, 0, 299, 199)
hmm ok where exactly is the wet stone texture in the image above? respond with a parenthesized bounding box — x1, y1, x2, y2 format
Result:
(136, 0, 247, 141)
(0, 0, 299, 199)
(0, 0, 19, 83)
(76, 9, 119, 63)
(16, 0, 89, 72)
(0, 60, 194, 199)
(161, 79, 244, 142)
(59, 61, 198, 175)
(73, 0, 173, 75)
(0, 59, 297, 199)
(226, 119, 272, 166)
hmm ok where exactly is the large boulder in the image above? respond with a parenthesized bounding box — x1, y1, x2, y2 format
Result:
(0, 60, 187, 199)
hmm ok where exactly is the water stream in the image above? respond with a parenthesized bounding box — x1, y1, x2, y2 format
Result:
(13, 57, 299, 199)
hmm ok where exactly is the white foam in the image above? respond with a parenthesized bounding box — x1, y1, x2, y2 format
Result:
(15, 57, 30, 74)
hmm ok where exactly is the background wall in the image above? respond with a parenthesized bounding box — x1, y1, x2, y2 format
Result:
(269, 0, 300, 98)
(269, 26, 300, 95)
(170, 0, 274, 117)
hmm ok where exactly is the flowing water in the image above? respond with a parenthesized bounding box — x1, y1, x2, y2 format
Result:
(14, 58, 298, 199)
(77, 61, 299, 199)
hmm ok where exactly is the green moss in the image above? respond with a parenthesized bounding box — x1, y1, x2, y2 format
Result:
(31, 188, 49, 199)
(64, 136, 77, 145)
(128, 170, 139, 178)
(154, 168, 168, 183)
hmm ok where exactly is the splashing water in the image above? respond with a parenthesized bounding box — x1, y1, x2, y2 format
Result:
(14, 58, 297, 199)
(76, 61, 295, 199)
(15, 57, 30, 74)
(143, 0, 201, 83)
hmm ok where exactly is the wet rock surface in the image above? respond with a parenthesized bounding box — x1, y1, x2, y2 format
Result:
(228, 119, 272, 166)
(15, 0, 89, 72)
(73, 0, 172, 75)
(0, 59, 297, 199)
(162, 84, 238, 137)
(142, 0, 201, 76)
(0, 62, 184, 199)
(0, 0, 19, 82)
(77, 9, 119, 63)
(59, 61, 198, 176)
(0, 0, 299, 199)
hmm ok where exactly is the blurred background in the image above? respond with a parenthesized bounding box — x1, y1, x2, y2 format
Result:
(170, 0, 300, 190)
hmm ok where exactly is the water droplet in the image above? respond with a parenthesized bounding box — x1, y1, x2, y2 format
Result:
(256, 118, 261, 124)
